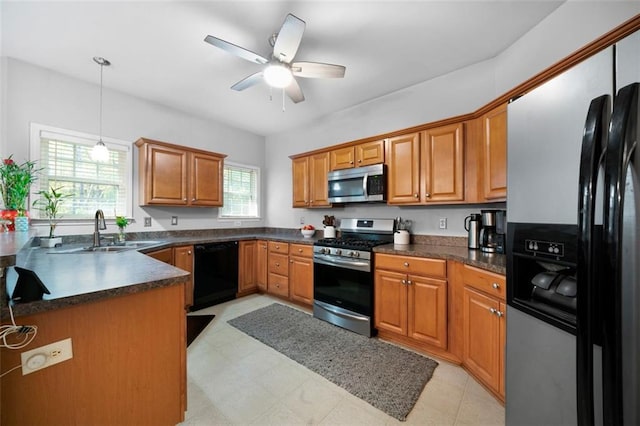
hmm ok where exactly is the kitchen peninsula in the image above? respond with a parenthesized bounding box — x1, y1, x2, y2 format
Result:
(0, 232, 190, 426)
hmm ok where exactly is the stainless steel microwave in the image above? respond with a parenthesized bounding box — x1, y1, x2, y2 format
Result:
(327, 163, 387, 203)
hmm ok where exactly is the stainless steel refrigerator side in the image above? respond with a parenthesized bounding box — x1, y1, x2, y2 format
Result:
(614, 30, 640, 426)
(601, 82, 640, 426)
(505, 47, 613, 426)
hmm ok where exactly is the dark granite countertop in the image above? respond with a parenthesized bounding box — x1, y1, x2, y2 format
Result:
(1, 228, 504, 318)
(374, 243, 506, 275)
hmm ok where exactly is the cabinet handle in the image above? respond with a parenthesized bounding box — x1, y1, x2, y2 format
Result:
(276, 245, 280, 249)
(496, 311, 504, 318)
(275, 262, 280, 267)
(425, 193, 431, 198)
(187, 250, 192, 255)
(401, 279, 407, 285)
(183, 198, 187, 201)
(492, 283, 500, 289)
(350, 161, 354, 164)
(413, 193, 419, 198)
(489, 308, 497, 315)
(358, 159, 362, 163)
(290, 260, 293, 263)
(298, 248, 303, 252)
(192, 198, 196, 202)
(403, 262, 409, 267)
(407, 280, 412, 285)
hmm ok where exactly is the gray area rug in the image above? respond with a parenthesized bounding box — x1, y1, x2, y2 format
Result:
(228, 303, 438, 421)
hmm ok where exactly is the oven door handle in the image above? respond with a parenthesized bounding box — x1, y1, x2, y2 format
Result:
(314, 300, 370, 322)
(313, 254, 370, 272)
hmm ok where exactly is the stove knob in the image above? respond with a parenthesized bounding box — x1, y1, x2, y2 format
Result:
(336, 249, 342, 256)
(349, 251, 356, 257)
(353, 251, 360, 258)
(319, 248, 327, 254)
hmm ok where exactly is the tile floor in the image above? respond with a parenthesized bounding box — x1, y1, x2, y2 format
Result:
(180, 294, 505, 425)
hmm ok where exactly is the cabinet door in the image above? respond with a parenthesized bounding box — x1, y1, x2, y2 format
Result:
(256, 240, 268, 291)
(238, 241, 257, 294)
(482, 103, 507, 201)
(330, 146, 355, 170)
(190, 152, 223, 206)
(408, 275, 448, 349)
(463, 286, 501, 393)
(289, 255, 313, 305)
(309, 152, 331, 207)
(499, 301, 506, 398)
(268, 252, 289, 277)
(386, 133, 421, 204)
(292, 157, 309, 207)
(421, 123, 464, 202)
(356, 140, 385, 167)
(173, 246, 194, 309)
(144, 144, 188, 205)
(374, 269, 408, 335)
(146, 247, 174, 264)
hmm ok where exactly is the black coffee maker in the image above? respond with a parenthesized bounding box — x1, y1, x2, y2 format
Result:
(479, 209, 506, 253)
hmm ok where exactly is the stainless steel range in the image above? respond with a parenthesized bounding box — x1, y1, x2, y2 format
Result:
(313, 218, 395, 336)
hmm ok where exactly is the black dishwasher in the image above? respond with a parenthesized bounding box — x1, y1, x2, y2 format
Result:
(192, 241, 238, 311)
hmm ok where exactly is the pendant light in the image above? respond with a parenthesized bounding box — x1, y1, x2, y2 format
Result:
(91, 56, 111, 162)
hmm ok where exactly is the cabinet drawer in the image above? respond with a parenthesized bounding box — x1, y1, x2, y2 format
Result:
(463, 264, 506, 300)
(268, 241, 289, 254)
(375, 253, 446, 278)
(289, 243, 313, 258)
(268, 273, 289, 297)
(269, 252, 289, 276)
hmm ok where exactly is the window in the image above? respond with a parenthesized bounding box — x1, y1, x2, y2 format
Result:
(30, 123, 132, 219)
(219, 162, 260, 219)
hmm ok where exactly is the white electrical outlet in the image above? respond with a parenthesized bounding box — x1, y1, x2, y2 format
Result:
(299, 217, 305, 224)
(171, 216, 178, 226)
(439, 218, 447, 229)
(144, 217, 152, 227)
(21, 338, 73, 375)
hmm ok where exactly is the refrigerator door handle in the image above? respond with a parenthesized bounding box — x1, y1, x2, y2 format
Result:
(602, 82, 639, 426)
(576, 94, 610, 426)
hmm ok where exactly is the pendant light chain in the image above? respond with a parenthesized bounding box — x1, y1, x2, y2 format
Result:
(99, 60, 104, 141)
(91, 56, 111, 162)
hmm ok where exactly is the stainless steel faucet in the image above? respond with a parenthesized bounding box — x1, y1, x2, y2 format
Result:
(93, 209, 107, 247)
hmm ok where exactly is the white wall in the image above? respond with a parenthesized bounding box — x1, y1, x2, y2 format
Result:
(4, 58, 266, 236)
(264, 3, 640, 237)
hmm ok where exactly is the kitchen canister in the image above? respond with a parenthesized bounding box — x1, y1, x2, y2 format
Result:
(324, 226, 336, 238)
(394, 229, 410, 245)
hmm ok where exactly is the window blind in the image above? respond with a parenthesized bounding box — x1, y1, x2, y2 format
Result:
(220, 163, 259, 218)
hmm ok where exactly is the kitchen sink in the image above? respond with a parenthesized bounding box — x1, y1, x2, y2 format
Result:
(49, 240, 164, 254)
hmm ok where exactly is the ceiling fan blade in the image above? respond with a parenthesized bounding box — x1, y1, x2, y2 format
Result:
(285, 78, 305, 103)
(204, 35, 269, 65)
(273, 14, 306, 63)
(231, 72, 264, 91)
(292, 61, 346, 79)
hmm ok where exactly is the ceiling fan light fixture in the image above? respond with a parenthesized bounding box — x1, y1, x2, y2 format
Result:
(263, 64, 292, 88)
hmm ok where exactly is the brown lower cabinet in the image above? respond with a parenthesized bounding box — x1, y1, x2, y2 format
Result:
(461, 264, 506, 400)
(256, 240, 268, 291)
(148, 246, 194, 309)
(288, 243, 314, 305)
(238, 240, 258, 296)
(374, 254, 448, 350)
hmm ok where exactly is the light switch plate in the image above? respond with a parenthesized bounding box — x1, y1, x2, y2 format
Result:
(171, 216, 178, 226)
(144, 217, 152, 227)
(439, 218, 447, 229)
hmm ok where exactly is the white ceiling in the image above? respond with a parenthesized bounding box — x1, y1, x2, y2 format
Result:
(2, 1, 563, 137)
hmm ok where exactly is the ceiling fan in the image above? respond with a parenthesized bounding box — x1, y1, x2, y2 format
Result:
(204, 13, 346, 104)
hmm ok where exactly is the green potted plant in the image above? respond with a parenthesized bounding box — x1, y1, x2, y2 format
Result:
(0, 156, 39, 231)
(34, 186, 71, 247)
(115, 215, 128, 244)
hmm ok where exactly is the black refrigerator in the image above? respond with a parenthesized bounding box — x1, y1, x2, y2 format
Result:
(505, 29, 639, 425)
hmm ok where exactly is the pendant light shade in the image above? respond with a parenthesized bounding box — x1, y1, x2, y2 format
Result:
(91, 56, 111, 162)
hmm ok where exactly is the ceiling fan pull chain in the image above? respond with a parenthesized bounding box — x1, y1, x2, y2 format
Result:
(282, 88, 286, 112)
(269, 85, 273, 102)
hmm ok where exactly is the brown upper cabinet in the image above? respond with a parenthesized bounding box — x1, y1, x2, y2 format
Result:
(481, 104, 507, 201)
(292, 152, 331, 208)
(387, 123, 464, 205)
(330, 139, 385, 171)
(135, 138, 226, 207)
